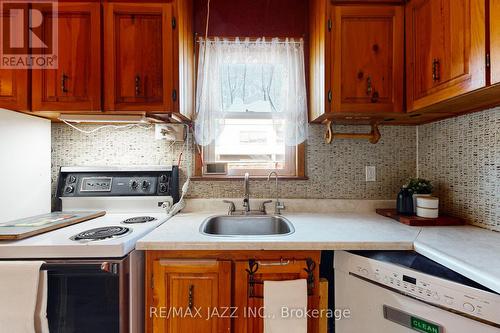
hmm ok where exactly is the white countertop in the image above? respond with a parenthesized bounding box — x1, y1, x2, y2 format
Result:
(414, 226, 500, 294)
(136, 201, 500, 294)
(136, 212, 420, 250)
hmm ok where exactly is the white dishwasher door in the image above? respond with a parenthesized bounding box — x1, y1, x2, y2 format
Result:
(334, 253, 500, 333)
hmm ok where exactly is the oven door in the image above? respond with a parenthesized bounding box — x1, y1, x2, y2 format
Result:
(45, 256, 129, 333)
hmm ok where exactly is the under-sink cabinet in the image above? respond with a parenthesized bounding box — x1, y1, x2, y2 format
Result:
(151, 259, 232, 333)
(146, 251, 322, 333)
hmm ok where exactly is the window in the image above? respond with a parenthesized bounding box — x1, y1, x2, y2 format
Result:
(194, 38, 308, 178)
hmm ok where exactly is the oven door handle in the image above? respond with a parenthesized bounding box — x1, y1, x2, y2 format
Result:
(41, 262, 119, 275)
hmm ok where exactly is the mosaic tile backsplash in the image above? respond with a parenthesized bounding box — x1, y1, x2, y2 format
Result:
(51, 107, 499, 231)
(418, 107, 500, 232)
(51, 124, 416, 202)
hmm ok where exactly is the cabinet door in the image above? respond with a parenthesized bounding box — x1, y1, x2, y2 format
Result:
(331, 5, 404, 114)
(233, 258, 320, 333)
(0, 69, 29, 111)
(0, 3, 29, 111)
(406, 0, 486, 112)
(491, 0, 500, 85)
(104, 3, 175, 112)
(150, 259, 231, 333)
(31, 3, 101, 111)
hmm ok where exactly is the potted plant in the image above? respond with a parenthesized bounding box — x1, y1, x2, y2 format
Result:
(406, 178, 433, 214)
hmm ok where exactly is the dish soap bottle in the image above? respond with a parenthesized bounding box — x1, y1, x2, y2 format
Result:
(397, 185, 414, 215)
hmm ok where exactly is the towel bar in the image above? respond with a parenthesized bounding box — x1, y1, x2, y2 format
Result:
(246, 258, 316, 298)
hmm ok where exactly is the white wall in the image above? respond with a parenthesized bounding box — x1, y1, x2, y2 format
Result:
(0, 109, 51, 222)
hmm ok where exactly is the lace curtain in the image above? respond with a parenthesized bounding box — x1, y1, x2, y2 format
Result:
(194, 37, 308, 146)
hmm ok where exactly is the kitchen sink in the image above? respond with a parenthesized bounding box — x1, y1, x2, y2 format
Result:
(200, 215, 295, 236)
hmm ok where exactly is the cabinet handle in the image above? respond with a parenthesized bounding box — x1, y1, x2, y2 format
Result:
(432, 59, 441, 82)
(188, 285, 194, 310)
(135, 75, 141, 96)
(366, 76, 373, 96)
(61, 73, 68, 93)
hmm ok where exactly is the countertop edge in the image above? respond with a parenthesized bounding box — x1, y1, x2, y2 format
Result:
(135, 241, 415, 251)
(413, 241, 500, 294)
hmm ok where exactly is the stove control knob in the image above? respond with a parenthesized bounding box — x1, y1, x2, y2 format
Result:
(159, 175, 168, 183)
(64, 185, 74, 194)
(131, 181, 139, 189)
(159, 183, 168, 193)
(142, 180, 150, 189)
(68, 175, 77, 184)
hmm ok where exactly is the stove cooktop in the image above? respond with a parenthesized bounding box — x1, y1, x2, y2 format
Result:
(70, 226, 132, 241)
(122, 216, 157, 224)
(0, 212, 170, 258)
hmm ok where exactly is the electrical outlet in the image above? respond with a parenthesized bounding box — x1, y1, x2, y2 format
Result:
(155, 124, 185, 141)
(365, 166, 376, 182)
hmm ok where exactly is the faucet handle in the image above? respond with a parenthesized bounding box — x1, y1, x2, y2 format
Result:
(276, 200, 285, 210)
(259, 200, 273, 214)
(275, 200, 285, 214)
(222, 200, 236, 215)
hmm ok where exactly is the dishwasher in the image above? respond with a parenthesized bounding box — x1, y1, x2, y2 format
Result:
(334, 251, 500, 333)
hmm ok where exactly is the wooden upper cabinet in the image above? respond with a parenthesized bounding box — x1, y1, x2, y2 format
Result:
(491, 0, 500, 85)
(0, 3, 29, 111)
(406, 0, 486, 112)
(104, 3, 175, 112)
(150, 259, 231, 333)
(31, 2, 101, 111)
(0, 69, 29, 111)
(331, 5, 404, 114)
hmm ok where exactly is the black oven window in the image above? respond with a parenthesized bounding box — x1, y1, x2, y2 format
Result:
(47, 271, 120, 333)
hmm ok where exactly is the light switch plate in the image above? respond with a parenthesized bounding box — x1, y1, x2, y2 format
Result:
(366, 166, 376, 182)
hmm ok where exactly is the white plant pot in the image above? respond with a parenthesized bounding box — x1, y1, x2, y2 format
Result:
(412, 193, 431, 214)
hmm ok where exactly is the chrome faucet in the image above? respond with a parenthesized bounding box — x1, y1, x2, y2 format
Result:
(222, 172, 274, 215)
(267, 171, 285, 215)
(243, 172, 250, 212)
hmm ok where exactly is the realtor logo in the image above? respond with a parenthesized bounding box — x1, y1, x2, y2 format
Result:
(0, 0, 58, 69)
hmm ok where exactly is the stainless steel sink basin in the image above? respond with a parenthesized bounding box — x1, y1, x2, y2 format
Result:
(200, 215, 294, 236)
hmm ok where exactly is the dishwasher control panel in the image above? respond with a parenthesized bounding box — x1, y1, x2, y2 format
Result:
(343, 253, 500, 325)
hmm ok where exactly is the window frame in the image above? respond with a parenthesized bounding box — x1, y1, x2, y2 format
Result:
(193, 142, 306, 180)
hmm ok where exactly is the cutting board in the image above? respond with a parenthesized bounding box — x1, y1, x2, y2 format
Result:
(0, 211, 106, 240)
(376, 209, 466, 226)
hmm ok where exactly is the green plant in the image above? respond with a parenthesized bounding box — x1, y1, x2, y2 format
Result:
(407, 178, 433, 194)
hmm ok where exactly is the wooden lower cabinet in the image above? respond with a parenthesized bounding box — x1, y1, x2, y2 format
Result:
(234, 259, 320, 333)
(150, 259, 231, 333)
(146, 251, 322, 333)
